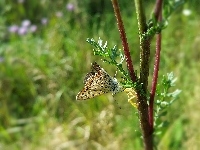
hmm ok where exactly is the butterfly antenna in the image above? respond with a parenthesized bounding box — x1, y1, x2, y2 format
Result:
(112, 94, 121, 109)
(115, 99, 122, 109)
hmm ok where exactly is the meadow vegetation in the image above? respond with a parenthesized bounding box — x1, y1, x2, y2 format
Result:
(0, 0, 200, 149)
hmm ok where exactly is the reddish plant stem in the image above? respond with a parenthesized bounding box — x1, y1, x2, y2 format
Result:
(149, 0, 163, 133)
(149, 33, 161, 132)
(153, 0, 163, 20)
(111, 0, 137, 83)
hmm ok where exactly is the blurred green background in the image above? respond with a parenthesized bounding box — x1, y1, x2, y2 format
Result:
(0, 0, 200, 149)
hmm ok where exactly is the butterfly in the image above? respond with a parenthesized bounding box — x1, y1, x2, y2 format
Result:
(76, 62, 124, 100)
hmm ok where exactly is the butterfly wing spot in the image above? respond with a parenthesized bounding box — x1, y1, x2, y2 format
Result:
(84, 72, 96, 84)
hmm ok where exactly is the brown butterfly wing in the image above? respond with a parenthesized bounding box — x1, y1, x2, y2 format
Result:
(76, 71, 107, 100)
(76, 62, 113, 100)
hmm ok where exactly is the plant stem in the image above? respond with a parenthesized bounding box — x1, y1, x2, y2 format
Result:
(135, 0, 150, 93)
(149, 0, 163, 134)
(111, 0, 137, 83)
(149, 32, 161, 132)
(153, 0, 163, 21)
(134, 0, 153, 149)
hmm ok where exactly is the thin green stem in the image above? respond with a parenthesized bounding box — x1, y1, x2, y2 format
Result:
(134, 0, 152, 150)
(135, 0, 150, 93)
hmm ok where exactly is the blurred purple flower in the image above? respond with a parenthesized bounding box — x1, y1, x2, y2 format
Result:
(41, 18, 48, 25)
(55, 11, 63, 18)
(66, 3, 74, 11)
(8, 25, 19, 33)
(18, 26, 27, 35)
(29, 25, 37, 33)
(21, 19, 31, 27)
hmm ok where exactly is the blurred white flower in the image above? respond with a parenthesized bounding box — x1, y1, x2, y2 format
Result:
(21, 19, 31, 27)
(41, 18, 48, 25)
(0, 57, 4, 63)
(55, 11, 63, 18)
(183, 9, 191, 16)
(18, 0, 25, 3)
(29, 25, 37, 33)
